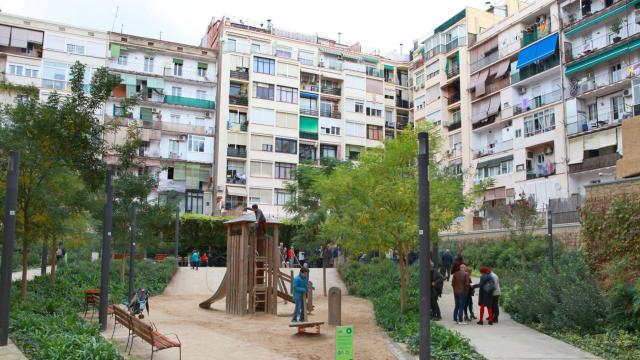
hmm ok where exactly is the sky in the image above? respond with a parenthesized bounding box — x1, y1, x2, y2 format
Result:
(1, 0, 494, 55)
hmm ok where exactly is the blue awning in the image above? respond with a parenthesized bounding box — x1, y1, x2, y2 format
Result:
(516, 33, 558, 70)
(300, 91, 318, 99)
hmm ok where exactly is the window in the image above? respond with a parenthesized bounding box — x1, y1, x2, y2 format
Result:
(251, 134, 273, 152)
(415, 70, 424, 87)
(172, 87, 182, 97)
(345, 75, 365, 90)
(345, 98, 364, 113)
(515, 129, 522, 138)
(117, 55, 127, 65)
(173, 60, 183, 76)
(195, 117, 206, 126)
(197, 65, 207, 77)
(367, 125, 383, 140)
(524, 109, 555, 137)
(188, 135, 206, 152)
(251, 107, 275, 125)
(167, 167, 175, 179)
(299, 97, 317, 113)
(42, 61, 67, 90)
(249, 188, 272, 205)
(230, 83, 242, 97)
(196, 90, 207, 100)
(366, 102, 382, 117)
(250, 161, 273, 178)
(427, 110, 441, 126)
(144, 57, 154, 72)
(587, 103, 598, 121)
(113, 104, 125, 117)
(275, 138, 297, 154)
(476, 159, 514, 180)
(67, 43, 85, 55)
(170, 114, 181, 123)
(276, 86, 298, 103)
(275, 163, 296, 179)
(8, 64, 23, 76)
(8, 64, 39, 78)
(277, 62, 299, 79)
(320, 119, 341, 135)
(275, 46, 292, 59)
(253, 56, 275, 75)
(276, 112, 298, 129)
(346, 121, 365, 137)
(425, 84, 440, 104)
(611, 95, 625, 120)
(425, 60, 440, 79)
(253, 82, 274, 100)
(227, 38, 237, 52)
(140, 107, 153, 121)
(185, 191, 204, 214)
(320, 144, 338, 159)
(275, 189, 293, 205)
(298, 51, 315, 66)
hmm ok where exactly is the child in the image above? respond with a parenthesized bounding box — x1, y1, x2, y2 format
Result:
(291, 267, 309, 323)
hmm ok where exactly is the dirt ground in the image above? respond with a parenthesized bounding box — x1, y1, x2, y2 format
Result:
(105, 268, 397, 360)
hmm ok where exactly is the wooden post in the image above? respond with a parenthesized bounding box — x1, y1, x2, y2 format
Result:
(328, 287, 342, 325)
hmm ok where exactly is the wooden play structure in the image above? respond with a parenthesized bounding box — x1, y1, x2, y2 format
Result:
(199, 214, 307, 315)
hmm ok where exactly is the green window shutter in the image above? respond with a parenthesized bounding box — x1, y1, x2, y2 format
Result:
(299, 116, 318, 133)
(146, 77, 165, 89)
(383, 64, 395, 70)
(126, 85, 137, 98)
(186, 164, 201, 188)
(197, 62, 208, 70)
(174, 163, 187, 181)
(140, 107, 153, 121)
(110, 44, 121, 58)
(112, 104, 116, 117)
(173, 58, 184, 65)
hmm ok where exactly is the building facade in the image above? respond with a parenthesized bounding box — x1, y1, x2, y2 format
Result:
(204, 16, 410, 217)
(104, 33, 217, 214)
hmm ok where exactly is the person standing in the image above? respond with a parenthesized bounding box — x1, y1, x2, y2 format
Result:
(291, 267, 309, 322)
(491, 270, 501, 323)
(431, 265, 444, 321)
(451, 255, 465, 275)
(246, 204, 267, 237)
(451, 264, 470, 324)
(287, 246, 295, 267)
(441, 249, 453, 281)
(200, 252, 209, 268)
(191, 249, 200, 270)
(464, 267, 477, 321)
(474, 266, 495, 325)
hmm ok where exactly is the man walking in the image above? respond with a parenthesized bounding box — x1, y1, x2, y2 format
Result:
(452, 264, 469, 324)
(291, 267, 309, 323)
(491, 270, 501, 323)
(441, 249, 453, 281)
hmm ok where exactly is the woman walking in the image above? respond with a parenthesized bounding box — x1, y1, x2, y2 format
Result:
(474, 266, 495, 325)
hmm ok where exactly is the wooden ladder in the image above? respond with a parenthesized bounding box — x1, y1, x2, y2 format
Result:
(253, 256, 268, 312)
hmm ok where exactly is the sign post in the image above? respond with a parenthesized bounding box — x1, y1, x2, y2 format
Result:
(336, 325, 354, 360)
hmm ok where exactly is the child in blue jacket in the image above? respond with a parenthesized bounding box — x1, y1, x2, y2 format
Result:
(291, 268, 309, 322)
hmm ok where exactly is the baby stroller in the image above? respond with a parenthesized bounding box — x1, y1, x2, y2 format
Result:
(128, 288, 150, 319)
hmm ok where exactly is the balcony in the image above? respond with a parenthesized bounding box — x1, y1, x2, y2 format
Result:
(321, 86, 341, 96)
(320, 60, 343, 71)
(471, 77, 510, 101)
(473, 140, 513, 159)
(447, 93, 461, 105)
(230, 69, 249, 80)
(569, 153, 621, 173)
(445, 37, 466, 52)
(301, 83, 319, 92)
(366, 67, 384, 78)
(164, 95, 215, 109)
(563, 0, 638, 33)
(229, 95, 248, 106)
(396, 115, 410, 129)
(521, 24, 552, 47)
(513, 90, 562, 115)
(470, 51, 500, 73)
(320, 110, 341, 119)
(527, 161, 556, 179)
(511, 54, 560, 84)
(385, 120, 396, 129)
(570, 68, 631, 97)
(299, 131, 318, 140)
(227, 147, 247, 158)
(227, 120, 248, 132)
(444, 112, 462, 130)
(226, 175, 246, 185)
(446, 66, 460, 79)
(300, 108, 319, 117)
(396, 99, 411, 109)
(566, 105, 630, 135)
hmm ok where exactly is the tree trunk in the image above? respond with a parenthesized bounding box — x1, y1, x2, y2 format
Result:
(399, 251, 408, 313)
(322, 245, 327, 297)
(49, 239, 57, 283)
(40, 238, 48, 276)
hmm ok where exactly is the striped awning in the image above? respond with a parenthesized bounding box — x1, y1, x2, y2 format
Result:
(565, 0, 640, 37)
(566, 38, 640, 75)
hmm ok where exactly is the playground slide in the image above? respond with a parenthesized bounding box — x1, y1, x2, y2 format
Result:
(199, 271, 228, 309)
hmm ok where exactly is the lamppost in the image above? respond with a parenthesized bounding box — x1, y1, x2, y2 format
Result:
(547, 208, 554, 268)
(0, 150, 19, 346)
(99, 170, 113, 331)
(128, 199, 139, 302)
(418, 132, 431, 359)
(174, 206, 180, 257)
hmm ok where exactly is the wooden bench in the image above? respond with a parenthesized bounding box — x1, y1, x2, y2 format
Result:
(130, 316, 181, 359)
(288, 321, 324, 335)
(84, 289, 113, 320)
(154, 254, 168, 262)
(111, 305, 134, 351)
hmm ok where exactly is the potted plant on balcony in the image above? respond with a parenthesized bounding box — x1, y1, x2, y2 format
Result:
(610, 18, 623, 43)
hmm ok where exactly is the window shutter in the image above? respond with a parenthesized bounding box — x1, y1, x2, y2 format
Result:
(173, 58, 183, 65)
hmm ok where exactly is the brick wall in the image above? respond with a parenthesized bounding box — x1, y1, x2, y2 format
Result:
(585, 177, 640, 199)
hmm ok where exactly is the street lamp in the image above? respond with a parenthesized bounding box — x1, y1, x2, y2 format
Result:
(418, 132, 431, 359)
(174, 205, 180, 257)
(99, 169, 113, 331)
(128, 198, 139, 302)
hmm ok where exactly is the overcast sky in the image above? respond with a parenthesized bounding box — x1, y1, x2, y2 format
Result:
(1, 0, 493, 55)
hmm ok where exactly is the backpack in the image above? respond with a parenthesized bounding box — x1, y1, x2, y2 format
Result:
(482, 277, 496, 294)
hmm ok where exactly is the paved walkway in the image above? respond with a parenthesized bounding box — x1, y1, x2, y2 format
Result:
(436, 277, 601, 360)
(11, 266, 50, 282)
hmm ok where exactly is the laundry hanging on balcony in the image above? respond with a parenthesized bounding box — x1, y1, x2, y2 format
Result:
(516, 33, 558, 69)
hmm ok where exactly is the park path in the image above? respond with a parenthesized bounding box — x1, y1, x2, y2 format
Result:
(435, 277, 601, 360)
(11, 266, 50, 282)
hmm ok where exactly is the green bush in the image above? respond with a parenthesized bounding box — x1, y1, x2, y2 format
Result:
(9, 257, 177, 359)
(341, 260, 484, 359)
(461, 236, 552, 272)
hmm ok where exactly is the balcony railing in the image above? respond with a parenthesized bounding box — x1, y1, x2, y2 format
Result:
(521, 24, 552, 47)
(226, 176, 246, 185)
(513, 90, 562, 115)
(565, 105, 630, 135)
(447, 93, 461, 105)
(227, 121, 248, 132)
(566, 28, 640, 62)
(227, 147, 247, 158)
(366, 68, 384, 78)
(230, 69, 249, 80)
(444, 114, 461, 130)
(527, 162, 556, 179)
(397, 115, 410, 129)
(229, 95, 248, 106)
(320, 110, 341, 119)
(396, 99, 411, 108)
(445, 37, 466, 52)
(300, 108, 319, 116)
(447, 66, 460, 78)
(470, 50, 499, 73)
(563, 0, 637, 31)
(473, 140, 514, 159)
(299, 131, 318, 140)
(320, 60, 342, 71)
(570, 66, 634, 97)
(301, 83, 319, 92)
(471, 77, 510, 100)
(164, 95, 215, 109)
(511, 54, 560, 84)
(569, 153, 621, 173)
(385, 120, 396, 128)
(321, 87, 341, 96)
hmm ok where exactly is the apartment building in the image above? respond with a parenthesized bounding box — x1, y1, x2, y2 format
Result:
(104, 33, 217, 214)
(0, 12, 108, 100)
(410, 7, 505, 188)
(560, 0, 640, 196)
(204, 17, 410, 217)
(464, 0, 569, 230)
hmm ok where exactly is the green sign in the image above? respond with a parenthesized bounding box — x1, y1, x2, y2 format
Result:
(336, 325, 354, 360)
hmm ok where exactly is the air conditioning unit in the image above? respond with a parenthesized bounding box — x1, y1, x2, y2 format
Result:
(519, 87, 527, 95)
(205, 111, 212, 118)
(544, 146, 553, 155)
(623, 89, 631, 97)
(179, 134, 188, 141)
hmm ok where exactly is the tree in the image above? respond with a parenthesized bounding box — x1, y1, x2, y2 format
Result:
(500, 192, 541, 271)
(0, 62, 120, 300)
(315, 123, 476, 311)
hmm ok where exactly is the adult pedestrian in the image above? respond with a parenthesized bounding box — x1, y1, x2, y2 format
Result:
(431, 265, 444, 321)
(491, 270, 501, 323)
(441, 249, 453, 281)
(464, 266, 477, 321)
(451, 264, 470, 325)
(287, 246, 295, 268)
(451, 255, 465, 274)
(473, 266, 495, 325)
